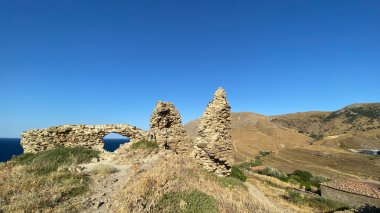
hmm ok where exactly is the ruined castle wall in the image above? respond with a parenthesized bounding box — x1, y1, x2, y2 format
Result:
(21, 124, 146, 153)
(193, 87, 234, 176)
(20, 88, 234, 177)
(149, 101, 189, 153)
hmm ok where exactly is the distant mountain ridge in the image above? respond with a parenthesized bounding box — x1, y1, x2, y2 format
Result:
(272, 103, 380, 139)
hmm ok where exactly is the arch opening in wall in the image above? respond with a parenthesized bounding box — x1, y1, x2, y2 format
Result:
(103, 133, 130, 152)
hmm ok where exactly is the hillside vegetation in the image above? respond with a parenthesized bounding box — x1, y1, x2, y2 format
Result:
(271, 103, 380, 145)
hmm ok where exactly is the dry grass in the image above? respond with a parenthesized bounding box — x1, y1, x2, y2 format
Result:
(0, 147, 99, 213)
(90, 164, 118, 176)
(109, 154, 277, 212)
(0, 163, 88, 212)
(184, 112, 312, 163)
(263, 146, 380, 180)
(248, 176, 316, 213)
(248, 172, 298, 189)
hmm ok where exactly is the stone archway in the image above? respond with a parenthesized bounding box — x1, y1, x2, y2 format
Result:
(20, 124, 147, 153)
(102, 133, 130, 152)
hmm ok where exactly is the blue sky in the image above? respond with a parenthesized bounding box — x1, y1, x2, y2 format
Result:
(1, 0, 379, 137)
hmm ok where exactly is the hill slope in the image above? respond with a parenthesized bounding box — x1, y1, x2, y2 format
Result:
(185, 103, 380, 180)
(271, 103, 380, 149)
(184, 112, 312, 162)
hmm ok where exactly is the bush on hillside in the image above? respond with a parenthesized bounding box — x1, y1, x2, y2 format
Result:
(289, 170, 317, 191)
(310, 175, 330, 187)
(258, 167, 289, 182)
(231, 166, 247, 182)
(291, 170, 312, 181)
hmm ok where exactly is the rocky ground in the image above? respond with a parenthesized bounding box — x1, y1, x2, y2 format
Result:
(71, 148, 168, 212)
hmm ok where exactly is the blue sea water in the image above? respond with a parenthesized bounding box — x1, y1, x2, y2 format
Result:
(0, 138, 23, 162)
(103, 138, 130, 152)
(0, 138, 129, 163)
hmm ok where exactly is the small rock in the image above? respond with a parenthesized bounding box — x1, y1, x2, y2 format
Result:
(197, 143, 207, 148)
(91, 158, 99, 163)
(94, 201, 105, 209)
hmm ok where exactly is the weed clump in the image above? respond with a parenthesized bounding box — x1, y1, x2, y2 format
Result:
(130, 140, 159, 149)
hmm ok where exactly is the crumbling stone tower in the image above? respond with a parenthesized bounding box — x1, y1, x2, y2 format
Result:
(193, 87, 234, 176)
(149, 101, 186, 152)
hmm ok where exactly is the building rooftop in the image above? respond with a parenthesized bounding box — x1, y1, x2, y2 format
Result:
(321, 179, 380, 199)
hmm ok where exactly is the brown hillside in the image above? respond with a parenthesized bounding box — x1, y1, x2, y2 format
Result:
(184, 112, 312, 163)
(184, 103, 380, 181)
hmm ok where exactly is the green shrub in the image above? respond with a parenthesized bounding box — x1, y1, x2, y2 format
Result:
(289, 170, 318, 191)
(130, 140, 159, 149)
(259, 151, 271, 157)
(158, 189, 217, 213)
(310, 134, 323, 140)
(287, 190, 305, 203)
(292, 170, 312, 182)
(310, 175, 330, 187)
(231, 166, 247, 182)
(258, 167, 289, 182)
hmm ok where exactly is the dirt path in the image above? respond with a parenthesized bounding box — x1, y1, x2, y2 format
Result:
(232, 140, 251, 162)
(75, 155, 132, 212)
(75, 151, 167, 212)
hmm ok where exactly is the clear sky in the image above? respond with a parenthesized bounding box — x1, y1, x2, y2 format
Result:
(1, 0, 379, 137)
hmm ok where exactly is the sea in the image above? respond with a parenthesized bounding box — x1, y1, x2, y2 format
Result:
(0, 138, 130, 163)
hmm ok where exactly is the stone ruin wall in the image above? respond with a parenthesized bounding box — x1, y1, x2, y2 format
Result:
(21, 124, 146, 153)
(192, 87, 234, 176)
(149, 101, 191, 153)
(20, 87, 234, 176)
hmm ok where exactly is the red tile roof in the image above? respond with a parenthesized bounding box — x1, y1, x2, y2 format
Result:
(249, 165, 267, 171)
(321, 179, 380, 199)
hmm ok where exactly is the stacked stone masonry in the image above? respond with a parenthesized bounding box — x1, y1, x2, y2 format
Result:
(20, 87, 234, 176)
(21, 124, 146, 153)
(193, 87, 234, 176)
(149, 101, 187, 152)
